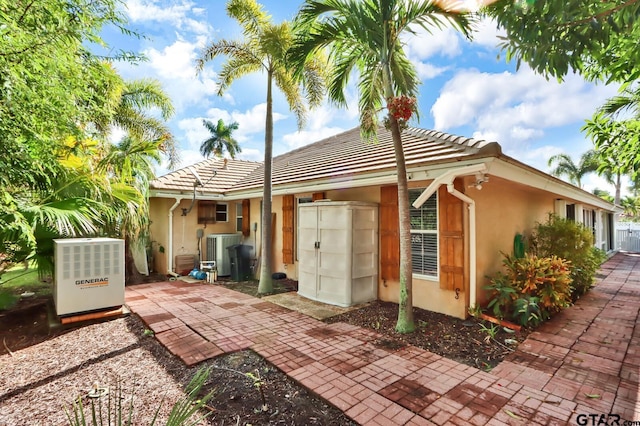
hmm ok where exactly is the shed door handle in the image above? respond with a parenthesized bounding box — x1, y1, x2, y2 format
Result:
(314, 241, 320, 249)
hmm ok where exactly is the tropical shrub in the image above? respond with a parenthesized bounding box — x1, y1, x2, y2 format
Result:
(530, 214, 607, 299)
(486, 253, 573, 327)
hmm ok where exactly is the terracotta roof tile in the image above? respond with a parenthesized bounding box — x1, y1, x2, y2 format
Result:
(231, 126, 500, 191)
(150, 158, 261, 194)
(151, 126, 500, 195)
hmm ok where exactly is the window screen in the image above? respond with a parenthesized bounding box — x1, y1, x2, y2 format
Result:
(409, 189, 438, 277)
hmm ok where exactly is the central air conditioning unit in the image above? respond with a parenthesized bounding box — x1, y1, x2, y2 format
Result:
(206, 233, 241, 276)
(53, 238, 125, 316)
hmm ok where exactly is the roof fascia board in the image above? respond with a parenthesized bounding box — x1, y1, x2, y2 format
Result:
(149, 190, 224, 200)
(488, 158, 617, 211)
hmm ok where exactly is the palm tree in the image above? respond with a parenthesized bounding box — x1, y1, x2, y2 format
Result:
(620, 196, 640, 220)
(547, 150, 598, 188)
(92, 76, 180, 170)
(196, 0, 325, 295)
(592, 188, 614, 203)
(292, 0, 473, 333)
(582, 113, 638, 204)
(599, 83, 640, 119)
(98, 136, 164, 283)
(200, 119, 241, 159)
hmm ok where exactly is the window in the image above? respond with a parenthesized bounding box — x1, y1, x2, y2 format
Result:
(197, 201, 228, 224)
(409, 189, 438, 277)
(583, 208, 595, 237)
(215, 203, 228, 222)
(236, 202, 242, 232)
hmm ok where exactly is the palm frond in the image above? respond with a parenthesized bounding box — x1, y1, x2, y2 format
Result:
(227, 0, 270, 38)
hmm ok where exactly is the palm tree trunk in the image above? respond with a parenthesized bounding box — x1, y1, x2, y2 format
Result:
(615, 172, 621, 205)
(124, 237, 143, 285)
(258, 70, 274, 294)
(390, 117, 415, 333)
(381, 63, 415, 333)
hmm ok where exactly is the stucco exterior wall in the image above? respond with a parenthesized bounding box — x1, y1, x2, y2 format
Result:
(472, 175, 554, 305)
(149, 197, 171, 274)
(379, 179, 469, 319)
(149, 197, 242, 274)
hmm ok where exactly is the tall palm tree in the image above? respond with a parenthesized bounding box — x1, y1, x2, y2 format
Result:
(196, 0, 325, 295)
(547, 150, 598, 189)
(292, 0, 473, 333)
(200, 119, 241, 159)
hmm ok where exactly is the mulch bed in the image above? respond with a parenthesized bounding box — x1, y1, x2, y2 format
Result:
(0, 276, 528, 424)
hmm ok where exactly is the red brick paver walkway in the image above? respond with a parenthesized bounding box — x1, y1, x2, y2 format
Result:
(125, 252, 640, 425)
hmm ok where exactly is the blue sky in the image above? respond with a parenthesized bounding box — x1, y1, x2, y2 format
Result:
(102, 0, 622, 194)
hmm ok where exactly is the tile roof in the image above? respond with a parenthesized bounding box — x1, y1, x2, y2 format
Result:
(150, 158, 261, 194)
(150, 126, 500, 194)
(231, 126, 501, 191)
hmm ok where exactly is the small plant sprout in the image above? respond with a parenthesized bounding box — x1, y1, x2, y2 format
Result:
(245, 370, 268, 412)
(468, 304, 483, 318)
(479, 323, 499, 343)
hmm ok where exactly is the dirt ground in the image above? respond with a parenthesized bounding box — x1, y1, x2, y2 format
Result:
(0, 277, 527, 424)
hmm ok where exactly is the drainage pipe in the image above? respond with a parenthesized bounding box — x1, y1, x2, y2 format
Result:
(446, 184, 478, 311)
(167, 198, 182, 276)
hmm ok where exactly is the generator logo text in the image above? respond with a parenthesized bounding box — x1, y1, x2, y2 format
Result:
(75, 277, 109, 286)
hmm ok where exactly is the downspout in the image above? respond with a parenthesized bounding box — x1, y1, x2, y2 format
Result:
(446, 184, 478, 311)
(412, 163, 488, 313)
(167, 198, 181, 277)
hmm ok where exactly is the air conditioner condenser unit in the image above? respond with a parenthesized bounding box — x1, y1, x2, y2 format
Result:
(53, 238, 125, 316)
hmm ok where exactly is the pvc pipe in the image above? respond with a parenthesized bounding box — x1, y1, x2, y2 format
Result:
(167, 198, 182, 275)
(447, 183, 478, 311)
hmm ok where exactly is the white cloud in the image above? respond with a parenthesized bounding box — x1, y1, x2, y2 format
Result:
(226, 103, 287, 141)
(120, 38, 219, 113)
(431, 67, 620, 150)
(405, 27, 462, 60)
(469, 17, 505, 50)
(279, 102, 355, 152)
(500, 143, 563, 172)
(177, 104, 286, 154)
(124, 0, 210, 35)
(237, 148, 263, 162)
(414, 62, 449, 80)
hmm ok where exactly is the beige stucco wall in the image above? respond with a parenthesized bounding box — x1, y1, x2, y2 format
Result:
(472, 175, 554, 306)
(149, 197, 244, 274)
(153, 171, 610, 319)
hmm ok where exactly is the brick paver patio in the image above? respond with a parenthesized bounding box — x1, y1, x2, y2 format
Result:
(125, 252, 640, 425)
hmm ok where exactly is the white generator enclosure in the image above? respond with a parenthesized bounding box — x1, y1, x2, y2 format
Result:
(53, 238, 125, 316)
(206, 233, 242, 276)
(298, 201, 378, 307)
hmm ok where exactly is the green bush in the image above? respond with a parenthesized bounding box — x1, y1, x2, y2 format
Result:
(486, 253, 573, 327)
(530, 214, 606, 299)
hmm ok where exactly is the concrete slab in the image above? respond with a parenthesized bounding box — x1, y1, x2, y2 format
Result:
(260, 292, 368, 320)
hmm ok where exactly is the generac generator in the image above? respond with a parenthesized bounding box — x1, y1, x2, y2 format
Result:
(53, 238, 125, 316)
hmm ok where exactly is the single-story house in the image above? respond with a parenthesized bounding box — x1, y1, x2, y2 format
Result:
(148, 126, 618, 319)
